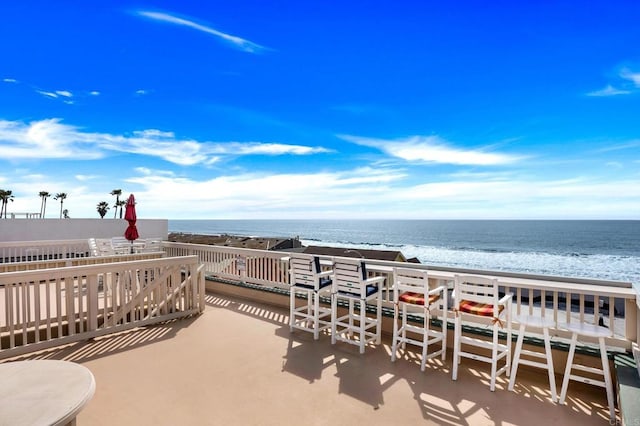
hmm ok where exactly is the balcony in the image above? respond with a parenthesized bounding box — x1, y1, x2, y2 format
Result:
(11, 290, 613, 425)
(1, 239, 637, 424)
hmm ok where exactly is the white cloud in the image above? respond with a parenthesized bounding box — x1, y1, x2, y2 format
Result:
(340, 134, 521, 166)
(75, 174, 99, 181)
(136, 10, 268, 53)
(212, 142, 330, 155)
(89, 91, 100, 96)
(56, 90, 72, 98)
(3, 78, 18, 83)
(114, 169, 640, 220)
(586, 84, 631, 97)
(594, 140, 640, 153)
(0, 119, 104, 159)
(621, 68, 640, 86)
(7, 155, 639, 219)
(37, 90, 58, 98)
(0, 118, 332, 165)
(135, 89, 148, 96)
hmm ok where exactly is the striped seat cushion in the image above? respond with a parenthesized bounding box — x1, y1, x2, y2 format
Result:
(398, 292, 440, 306)
(458, 299, 504, 317)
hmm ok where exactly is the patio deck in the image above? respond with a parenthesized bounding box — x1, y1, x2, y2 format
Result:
(5, 290, 614, 425)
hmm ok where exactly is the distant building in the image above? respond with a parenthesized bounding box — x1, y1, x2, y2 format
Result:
(302, 246, 410, 263)
(168, 233, 418, 262)
(168, 233, 303, 251)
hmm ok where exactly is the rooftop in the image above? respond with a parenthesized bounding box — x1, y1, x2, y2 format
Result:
(8, 289, 612, 425)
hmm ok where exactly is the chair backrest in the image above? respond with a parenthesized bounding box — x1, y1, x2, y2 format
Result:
(142, 238, 163, 252)
(94, 238, 116, 256)
(333, 258, 369, 296)
(393, 267, 429, 300)
(88, 238, 99, 257)
(289, 253, 322, 289)
(454, 274, 500, 315)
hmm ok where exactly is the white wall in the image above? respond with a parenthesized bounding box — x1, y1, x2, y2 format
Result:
(0, 219, 168, 242)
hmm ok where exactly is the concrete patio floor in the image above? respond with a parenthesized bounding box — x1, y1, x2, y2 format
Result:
(6, 291, 615, 425)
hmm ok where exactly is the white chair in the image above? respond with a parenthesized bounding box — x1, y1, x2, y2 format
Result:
(111, 237, 131, 254)
(87, 238, 99, 257)
(452, 274, 512, 391)
(558, 322, 615, 422)
(390, 268, 447, 371)
(288, 253, 333, 340)
(142, 238, 164, 253)
(95, 238, 116, 256)
(331, 258, 384, 354)
(508, 314, 557, 402)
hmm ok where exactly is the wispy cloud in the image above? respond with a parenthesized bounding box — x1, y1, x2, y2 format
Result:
(37, 90, 59, 99)
(621, 68, 640, 86)
(586, 84, 631, 97)
(136, 10, 268, 53)
(35, 88, 74, 104)
(605, 161, 623, 169)
(75, 174, 99, 181)
(594, 140, 640, 153)
(0, 118, 331, 165)
(109, 166, 640, 220)
(135, 89, 149, 96)
(3, 78, 18, 83)
(339, 135, 522, 166)
(89, 91, 100, 96)
(588, 66, 640, 96)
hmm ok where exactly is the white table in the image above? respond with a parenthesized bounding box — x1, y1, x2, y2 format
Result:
(0, 360, 95, 426)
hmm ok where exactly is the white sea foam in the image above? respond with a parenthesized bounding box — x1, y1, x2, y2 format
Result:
(302, 239, 640, 286)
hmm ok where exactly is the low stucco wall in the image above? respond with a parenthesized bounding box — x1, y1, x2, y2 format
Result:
(0, 218, 168, 242)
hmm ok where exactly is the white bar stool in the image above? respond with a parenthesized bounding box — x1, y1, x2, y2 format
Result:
(508, 314, 557, 402)
(558, 322, 615, 422)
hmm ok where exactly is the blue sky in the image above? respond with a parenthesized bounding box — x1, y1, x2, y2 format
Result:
(1, 1, 639, 219)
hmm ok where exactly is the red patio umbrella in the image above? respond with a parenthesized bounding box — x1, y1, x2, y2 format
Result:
(124, 194, 139, 253)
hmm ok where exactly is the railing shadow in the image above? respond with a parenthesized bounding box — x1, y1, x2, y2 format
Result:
(3, 316, 199, 364)
(205, 293, 289, 327)
(205, 291, 615, 425)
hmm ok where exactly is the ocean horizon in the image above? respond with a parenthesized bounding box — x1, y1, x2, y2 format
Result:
(169, 219, 640, 288)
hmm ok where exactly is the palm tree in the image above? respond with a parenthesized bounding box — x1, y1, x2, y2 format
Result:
(38, 191, 51, 218)
(97, 201, 110, 218)
(116, 200, 126, 218)
(0, 189, 5, 218)
(53, 193, 67, 219)
(110, 189, 122, 218)
(0, 189, 15, 218)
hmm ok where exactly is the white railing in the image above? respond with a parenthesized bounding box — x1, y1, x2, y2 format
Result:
(164, 242, 288, 287)
(3, 239, 637, 353)
(0, 251, 166, 273)
(163, 241, 639, 350)
(0, 256, 205, 360)
(7, 212, 42, 219)
(0, 239, 89, 263)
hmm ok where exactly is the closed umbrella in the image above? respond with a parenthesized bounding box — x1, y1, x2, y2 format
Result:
(124, 194, 139, 253)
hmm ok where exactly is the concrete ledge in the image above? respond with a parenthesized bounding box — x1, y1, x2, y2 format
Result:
(614, 353, 640, 426)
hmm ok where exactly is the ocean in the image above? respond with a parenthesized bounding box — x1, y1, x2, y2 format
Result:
(169, 220, 640, 287)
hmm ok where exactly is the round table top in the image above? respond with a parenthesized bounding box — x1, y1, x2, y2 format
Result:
(0, 360, 95, 426)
